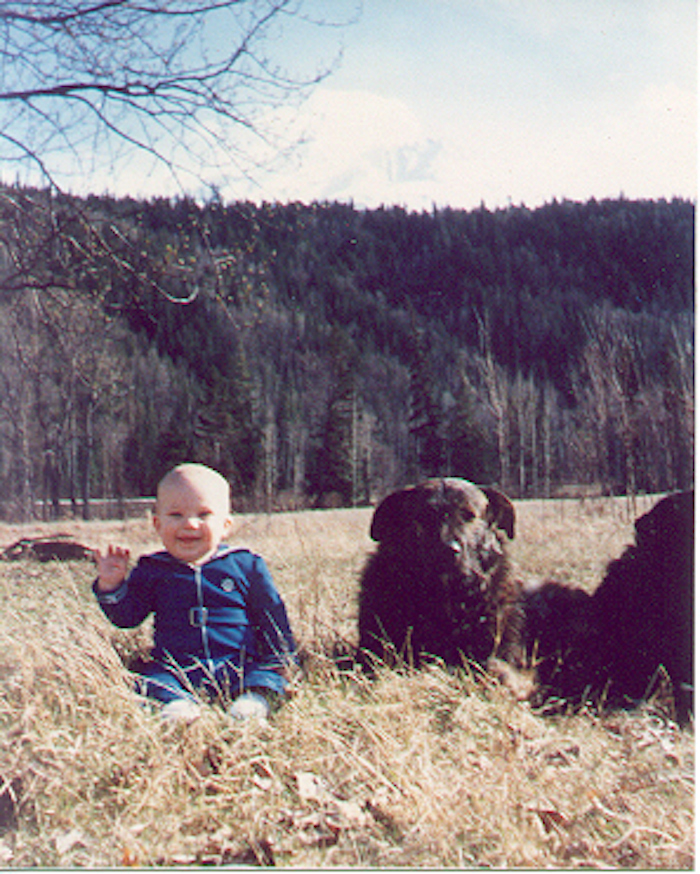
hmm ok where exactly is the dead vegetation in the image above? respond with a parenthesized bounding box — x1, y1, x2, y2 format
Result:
(0, 496, 693, 868)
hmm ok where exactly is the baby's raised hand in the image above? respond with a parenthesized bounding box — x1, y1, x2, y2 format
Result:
(94, 545, 130, 592)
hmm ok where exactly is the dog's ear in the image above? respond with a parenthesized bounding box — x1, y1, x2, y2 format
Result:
(370, 488, 420, 542)
(482, 487, 515, 539)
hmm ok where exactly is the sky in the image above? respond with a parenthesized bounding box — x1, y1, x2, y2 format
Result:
(229, 0, 697, 212)
(10, 0, 693, 213)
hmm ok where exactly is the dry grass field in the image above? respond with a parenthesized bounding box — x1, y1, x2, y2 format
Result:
(0, 495, 694, 868)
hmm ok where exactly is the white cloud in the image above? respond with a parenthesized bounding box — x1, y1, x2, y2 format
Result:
(594, 82, 697, 196)
(235, 87, 443, 206)
(426, 75, 697, 210)
(88, 2, 696, 210)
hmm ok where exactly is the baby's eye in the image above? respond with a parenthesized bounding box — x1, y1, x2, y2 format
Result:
(199, 511, 213, 519)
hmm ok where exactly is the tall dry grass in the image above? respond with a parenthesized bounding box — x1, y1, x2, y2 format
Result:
(0, 496, 693, 868)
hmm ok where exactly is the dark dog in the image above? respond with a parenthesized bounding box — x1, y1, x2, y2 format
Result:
(522, 581, 602, 710)
(595, 490, 694, 720)
(358, 478, 524, 672)
(524, 491, 694, 722)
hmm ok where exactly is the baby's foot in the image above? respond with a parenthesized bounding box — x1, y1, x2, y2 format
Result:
(161, 699, 202, 723)
(228, 691, 270, 722)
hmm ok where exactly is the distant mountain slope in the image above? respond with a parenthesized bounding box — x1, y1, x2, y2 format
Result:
(0, 190, 693, 514)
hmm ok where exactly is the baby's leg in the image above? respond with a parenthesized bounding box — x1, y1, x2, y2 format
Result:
(136, 661, 203, 721)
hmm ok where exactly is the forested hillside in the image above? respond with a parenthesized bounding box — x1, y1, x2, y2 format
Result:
(0, 187, 693, 519)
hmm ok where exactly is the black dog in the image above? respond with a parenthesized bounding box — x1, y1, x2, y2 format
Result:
(358, 478, 524, 672)
(524, 491, 694, 722)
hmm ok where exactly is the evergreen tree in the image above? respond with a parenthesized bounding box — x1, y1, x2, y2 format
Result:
(408, 330, 445, 479)
(193, 352, 261, 492)
(306, 327, 358, 504)
(446, 372, 496, 484)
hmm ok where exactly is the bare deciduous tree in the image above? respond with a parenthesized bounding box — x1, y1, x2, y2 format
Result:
(0, 283, 131, 519)
(476, 311, 511, 491)
(0, 2, 357, 314)
(0, 0, 357, 193)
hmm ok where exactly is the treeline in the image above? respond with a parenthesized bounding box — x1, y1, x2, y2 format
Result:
(0, 187, 693, 519)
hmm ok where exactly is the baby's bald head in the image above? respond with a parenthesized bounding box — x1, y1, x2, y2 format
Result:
(156, 464, 230, 514)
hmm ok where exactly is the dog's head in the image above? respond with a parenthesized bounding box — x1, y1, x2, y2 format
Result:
(370, 478, 515, 572)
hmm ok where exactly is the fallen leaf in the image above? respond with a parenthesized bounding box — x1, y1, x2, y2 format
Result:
(0, 840, 13, 864)
(121, 846, 140, 866)
(530, 808, 570, 834)
(295, 771, 330, 803)
(55, 829, 85, 855)
(334, 798, 369, 827)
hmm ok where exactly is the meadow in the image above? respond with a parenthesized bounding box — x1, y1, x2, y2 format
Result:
(0, 495, 693, 868)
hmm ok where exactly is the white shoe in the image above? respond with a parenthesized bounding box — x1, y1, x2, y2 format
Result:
(161, 699, 202, 723)
(228, 692, 270, 722)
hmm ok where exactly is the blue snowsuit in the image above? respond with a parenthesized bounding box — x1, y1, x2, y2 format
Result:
(94, 546, 296, 705)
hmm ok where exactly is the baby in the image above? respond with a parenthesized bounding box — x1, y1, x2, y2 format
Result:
(94, 463, 297, 722)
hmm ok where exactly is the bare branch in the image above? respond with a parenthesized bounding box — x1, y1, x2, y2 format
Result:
(0, 0, 359, 191)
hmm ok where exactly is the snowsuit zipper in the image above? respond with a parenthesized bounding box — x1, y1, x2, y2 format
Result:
(191, 565, 213, 671)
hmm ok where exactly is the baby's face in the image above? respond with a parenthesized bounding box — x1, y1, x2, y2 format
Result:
(154, 475, 231, 565)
